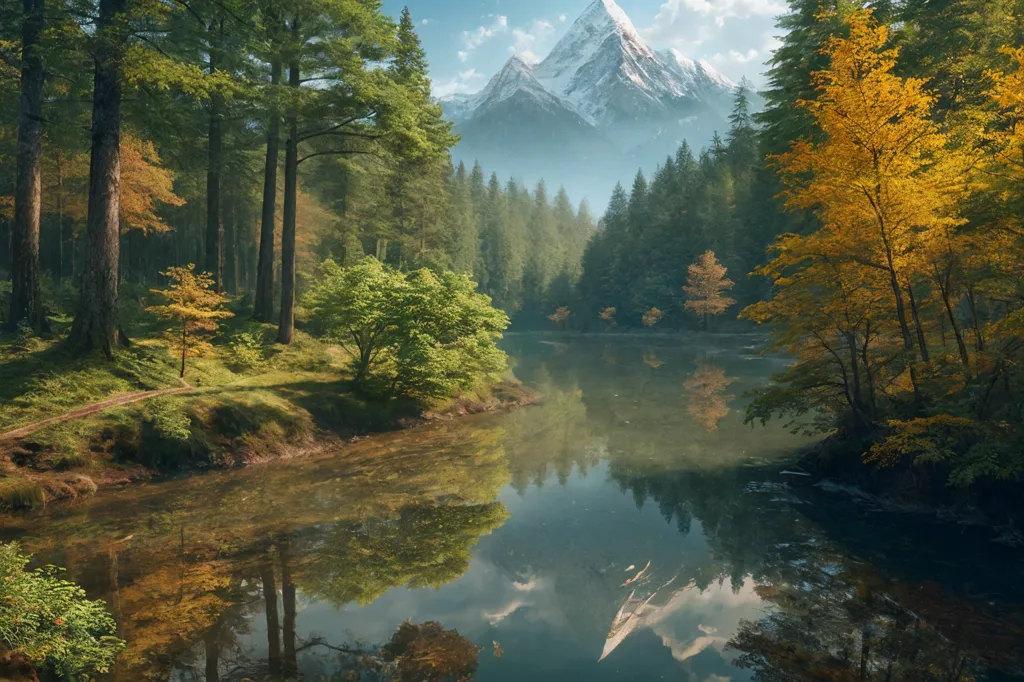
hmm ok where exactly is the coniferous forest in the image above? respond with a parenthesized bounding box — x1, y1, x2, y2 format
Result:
(3, 0, 1024, 679)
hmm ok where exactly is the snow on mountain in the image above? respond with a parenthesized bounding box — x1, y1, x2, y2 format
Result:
(440, 0, 749, 206)
(474, 56, 581, 117)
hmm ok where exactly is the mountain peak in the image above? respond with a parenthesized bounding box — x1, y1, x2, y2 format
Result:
(581, 0, 640, 37)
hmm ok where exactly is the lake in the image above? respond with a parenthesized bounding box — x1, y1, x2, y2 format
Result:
(3, 334, 1024, 681)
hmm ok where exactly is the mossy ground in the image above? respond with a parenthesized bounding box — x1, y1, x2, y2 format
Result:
(0, 318, 529, 511)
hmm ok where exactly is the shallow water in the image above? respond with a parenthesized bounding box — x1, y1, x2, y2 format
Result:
(4, 334, 1024, 681)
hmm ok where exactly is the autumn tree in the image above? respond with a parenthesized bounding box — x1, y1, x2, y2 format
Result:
(146, 265, 232, 378)
(549, 306, 570, 327)
(774, 10, 977, 367)
(684, 250, 735, 329)
(642, 307, 663, 327)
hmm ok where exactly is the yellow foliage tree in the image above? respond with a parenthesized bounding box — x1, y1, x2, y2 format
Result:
(683, 250, 735, 329)
(57, 134, 184, 234)
(773, 10, 978, 366)
(147, 265, 233, 378)
(642, 307, 663, 327)
(549, 306, 570, 326)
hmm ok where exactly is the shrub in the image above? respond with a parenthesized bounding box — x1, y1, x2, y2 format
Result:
(0, 543, 125, 681)
(227, 330, 269, 374)
(304, 258, 509, 400)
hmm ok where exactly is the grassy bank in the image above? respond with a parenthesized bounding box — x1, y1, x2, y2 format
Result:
(0, 321, 530, 512)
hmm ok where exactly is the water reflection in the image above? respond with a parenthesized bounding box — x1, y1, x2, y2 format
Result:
(683, 359, 735, 432)
(3, 335, 1024, 681)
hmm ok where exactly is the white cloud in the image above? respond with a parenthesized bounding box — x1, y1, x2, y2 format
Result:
(640, 0, 781, 86)
(459, 15, 508, 62)
(708, 48, 759, 65)
(421, 18, 430, 25)
(558, 13, 568, 22)
(676, 0, 786, 25)
(432, 68, 486, 98)
(510, 19, 556, 65)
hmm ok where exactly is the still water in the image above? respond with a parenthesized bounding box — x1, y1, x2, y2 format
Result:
(4, 334, 1024, 681)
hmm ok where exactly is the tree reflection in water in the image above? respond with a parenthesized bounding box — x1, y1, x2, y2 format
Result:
(683, 359, 736, 432)
(6, 337, 1024, 681)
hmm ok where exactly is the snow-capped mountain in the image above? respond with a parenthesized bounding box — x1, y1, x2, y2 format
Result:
(440, 0, 751, 207)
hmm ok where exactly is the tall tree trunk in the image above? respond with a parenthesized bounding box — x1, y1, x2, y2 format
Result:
(67, 0, 127, 357)
(965, 286, 985, 351)
(9, 0, 47, 333)
(260, 556, 282, 675)
(277, 26, 299, 345)
(937, 273, 970, 374)
(205, 19, 224, 291)
(253, 56, 282, 321)
(56, 154, 66, 284)
(223, 186, 237, 294)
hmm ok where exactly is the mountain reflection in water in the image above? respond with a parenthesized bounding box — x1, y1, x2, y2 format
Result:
(3, 335, 1023, 681)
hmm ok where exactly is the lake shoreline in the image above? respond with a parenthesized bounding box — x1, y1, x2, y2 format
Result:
(0, 377, 536, 513)
(795, 434, 1024, 537)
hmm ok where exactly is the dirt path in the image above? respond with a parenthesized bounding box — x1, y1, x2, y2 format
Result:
(0, 379, 194, 442)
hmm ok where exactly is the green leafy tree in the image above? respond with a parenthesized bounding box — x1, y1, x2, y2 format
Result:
(304, 258, 509, 399)
(0, 543, 125, 681)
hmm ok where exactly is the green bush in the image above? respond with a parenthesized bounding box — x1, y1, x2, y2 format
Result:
(304, 258, 509, 400)
(0, 543, 125, 681)
(227, 329, 270, 374)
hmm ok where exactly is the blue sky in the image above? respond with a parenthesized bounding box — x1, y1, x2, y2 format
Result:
(379, 0, 788, 97)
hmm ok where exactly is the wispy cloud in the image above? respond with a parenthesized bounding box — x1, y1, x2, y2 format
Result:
(459, 15, 509, 62)
(674, 0, 785, 26)
(510, 19, 556, 65)
(432, 68, 486, 97)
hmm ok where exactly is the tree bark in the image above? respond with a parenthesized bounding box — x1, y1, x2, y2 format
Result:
(9, 0, 48, 333)
(937, 273, 970, 374)
(965, 286, 985, 351)
(253, 55, 282, 321)
(67, 0, 127, 357)
(906, 280, 930, 363)
(277, 24, 299, 345)
(205, 19, 224, 292)
(223, 186, 237, 294)
(55, 154, 66, 284)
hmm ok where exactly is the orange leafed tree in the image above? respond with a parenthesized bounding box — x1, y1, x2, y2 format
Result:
(549, 306, 570, 326)
(642, 307, 663, 327)
(772, 10, 978, 365)
(147, 265, 233, 378)
(59, 134, 184, 234)
(683, 250, 735, 328)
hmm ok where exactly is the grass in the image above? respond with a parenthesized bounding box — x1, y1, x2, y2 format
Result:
(0, 314, 527, 511)
(0, 477, 44, 512)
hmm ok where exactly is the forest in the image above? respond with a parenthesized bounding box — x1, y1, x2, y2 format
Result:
(3, 0, 1024, 679)
(0, 0, 596, 344)
(0, 0, 1022, 495)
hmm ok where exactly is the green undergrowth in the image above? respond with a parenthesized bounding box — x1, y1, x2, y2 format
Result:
(1, 320, 524, 512)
